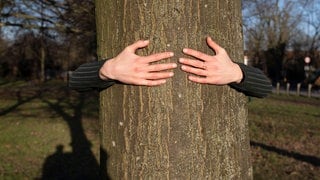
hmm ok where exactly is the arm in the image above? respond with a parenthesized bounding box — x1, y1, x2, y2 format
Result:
(179, 37, 272, 98)
(69, 40, 177, 92)
(229, 63, 272, 98)
(68, 59, 115, 92)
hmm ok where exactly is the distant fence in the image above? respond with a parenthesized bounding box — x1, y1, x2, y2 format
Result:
(274, 82, 319, 98)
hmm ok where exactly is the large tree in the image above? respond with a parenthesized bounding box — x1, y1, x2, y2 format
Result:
(97, 0, 251, 179)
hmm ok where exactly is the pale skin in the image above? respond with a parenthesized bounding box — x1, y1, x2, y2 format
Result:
(99, 37, 243, 86)
(179, 37, 243, 85)
(99, 40, 177, 86)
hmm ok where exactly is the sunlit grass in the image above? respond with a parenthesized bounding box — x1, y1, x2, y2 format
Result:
(0, 80, 99, 179)
(248, 95, 320, 179)
(0, 80, 319, 179)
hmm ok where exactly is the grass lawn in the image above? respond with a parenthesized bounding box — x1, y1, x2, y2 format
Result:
(0, 80, 100, 179)
(248, 95, 320, 179)
(0, 79, 319, 179)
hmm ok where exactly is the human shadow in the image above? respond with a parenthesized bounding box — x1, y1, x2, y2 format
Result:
(39, 92, 100, 179)
(100, 147, 111, 180)
(250, 141, 320, 167)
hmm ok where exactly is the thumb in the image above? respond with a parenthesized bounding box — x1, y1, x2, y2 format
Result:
(206, 37, 222, 54)
(127, 40, 149, 53)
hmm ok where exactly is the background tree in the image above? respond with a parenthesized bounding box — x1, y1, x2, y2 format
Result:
(0, 0, 96, 81)
(1, 0, 319, 83)
(242, 0, 320, 85)
(97, 0, 251, 179)
(242, 0, 303, 84)
(298, 0, 320, 68)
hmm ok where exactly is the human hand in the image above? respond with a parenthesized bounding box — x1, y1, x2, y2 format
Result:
(179, 37, 243, 85)
(99, 40, 177, 86)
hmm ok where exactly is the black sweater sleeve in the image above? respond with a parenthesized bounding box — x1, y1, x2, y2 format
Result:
(229, 63, 272, 98)
(68, 60, 115, 92)
(69, 60, 272, 97)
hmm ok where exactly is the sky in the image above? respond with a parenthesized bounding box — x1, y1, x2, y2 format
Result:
(1, 0, 320, 42)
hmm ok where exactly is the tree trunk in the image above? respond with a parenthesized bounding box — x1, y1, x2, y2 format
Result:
(96, 0, 252, 179)
(40, 42, 46, 82)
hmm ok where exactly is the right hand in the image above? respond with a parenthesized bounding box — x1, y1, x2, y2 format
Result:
(99, 40, 177, 86)
(179, 37, 243, 85)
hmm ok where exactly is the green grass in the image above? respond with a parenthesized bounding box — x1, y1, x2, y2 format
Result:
(0, 80, 100, 179)
(248, 95, 320, 179)
(0, 79, 319, 179)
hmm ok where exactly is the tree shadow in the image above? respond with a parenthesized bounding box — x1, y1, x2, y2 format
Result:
(250, 141, 320, 167)
(39, 92, 100, 179)
(0, 89, 41, 116)
(0, 81, 10, 86)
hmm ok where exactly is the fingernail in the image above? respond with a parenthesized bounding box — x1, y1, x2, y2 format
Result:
(182, 48, 188, 53)
(179, 58, 184, 62)
(169, 52, 174, 56)
(169, 72, 174, 77)
(172, 63, 177, 68)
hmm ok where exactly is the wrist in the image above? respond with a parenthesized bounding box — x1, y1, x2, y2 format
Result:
(99, 58, 115, 80)
(233, 63, 244, 84)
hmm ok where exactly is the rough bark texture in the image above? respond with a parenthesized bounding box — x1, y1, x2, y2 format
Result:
(96, 0, 252, 179)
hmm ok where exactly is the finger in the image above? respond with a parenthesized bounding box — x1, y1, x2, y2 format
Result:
(139, 79, 167, 86)
(188, 76, 209, 84)
(182, 48, 211, 62)
(145, 71, 174, 80)
(206, 37, 222, 54)
(179, 58, 204, 69)
(146, 63, 177, 72)
(126, 40, 149, 53)
(181, 65, 207, 76)
(143, 52, 174, 63)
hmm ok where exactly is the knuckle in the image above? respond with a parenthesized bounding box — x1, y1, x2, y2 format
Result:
(144, 81, 151, 86)
(199, 78, 208, 84)
(150, 53, 161, 59)
(146, 81, 157, 86)
(194, 68, 203, 74)
(150, 65, 161, 71)
(149, 73, 162, 79)
(125, 45, 132, 51)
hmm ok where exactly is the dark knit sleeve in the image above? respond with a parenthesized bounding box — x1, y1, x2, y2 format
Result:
(68, 60, 116, 92)
(229, 63, 272, 98)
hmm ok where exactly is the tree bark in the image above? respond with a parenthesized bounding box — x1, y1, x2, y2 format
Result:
(96, 0, 252, 179)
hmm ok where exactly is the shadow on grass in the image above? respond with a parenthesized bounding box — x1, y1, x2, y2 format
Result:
(0, 90, 41, 116)
(38, 91, 106, 179)
(250, 141, 320, 167)
(0, 81, 110, 179)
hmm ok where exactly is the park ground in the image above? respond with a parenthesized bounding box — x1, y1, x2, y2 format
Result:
(0, 80, 319, 179)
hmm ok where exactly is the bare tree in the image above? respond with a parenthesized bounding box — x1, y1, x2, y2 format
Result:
(242, 0, 304, 83)
(297, 0, 320, 68)
(0, 0, 96, 80)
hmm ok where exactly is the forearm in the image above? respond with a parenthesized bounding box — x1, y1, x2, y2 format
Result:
(68, 60, 115, 92)
(229, 63, 272, 98)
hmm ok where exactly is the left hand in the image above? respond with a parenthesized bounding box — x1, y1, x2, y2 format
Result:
(99, 40, 177, 86)
(179, 37, 243, 85)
